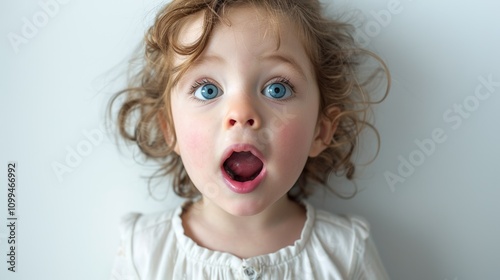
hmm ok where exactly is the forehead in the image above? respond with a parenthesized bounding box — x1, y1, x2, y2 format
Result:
(179, 5, 284, 46)
(175, 5, 312, 78)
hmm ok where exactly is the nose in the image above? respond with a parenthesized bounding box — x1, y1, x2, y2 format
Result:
(224, 94, 261, 130)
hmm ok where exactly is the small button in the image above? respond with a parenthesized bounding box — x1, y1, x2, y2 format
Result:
(243, 265, 260, 280)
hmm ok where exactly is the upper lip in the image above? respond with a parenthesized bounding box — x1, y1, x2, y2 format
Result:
(220, 143, 266, 168)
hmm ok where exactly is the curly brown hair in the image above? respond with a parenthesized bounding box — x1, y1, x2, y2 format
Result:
(108, 0, 390, 200)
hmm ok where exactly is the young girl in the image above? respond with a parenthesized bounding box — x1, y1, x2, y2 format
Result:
(109, 0, 390, 279)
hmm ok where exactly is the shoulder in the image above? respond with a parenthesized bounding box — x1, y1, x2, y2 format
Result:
(126, 207, 180, 248)
(117, 207, 178, 240)
(313, 207, 370, 243)
(110, 207, 181, 280)
(311, 207, 371, 262)
(309, 207, 390, 279)
(126, 208, 177, 234)
(119, 207, 181, 268)
(111, 205, 185, 279)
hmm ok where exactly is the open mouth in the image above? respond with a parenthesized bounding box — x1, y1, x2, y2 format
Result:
(223, 151, 264, 182)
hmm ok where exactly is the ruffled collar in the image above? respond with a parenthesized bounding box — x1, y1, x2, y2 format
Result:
(171, 200, 316, 269)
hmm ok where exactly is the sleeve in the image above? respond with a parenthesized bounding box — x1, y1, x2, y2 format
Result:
(110, 213, 142, 280)
(349, 216, 390, 280)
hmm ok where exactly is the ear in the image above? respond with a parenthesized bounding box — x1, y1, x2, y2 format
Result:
(157, 109, 179, 154)
(309, 106, 340, 157)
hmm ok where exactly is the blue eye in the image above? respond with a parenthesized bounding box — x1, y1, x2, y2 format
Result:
(194, 83, 221, 100)
(263, 83, 292, 99)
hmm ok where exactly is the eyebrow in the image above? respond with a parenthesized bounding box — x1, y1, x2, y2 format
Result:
(190, 53, 308, 80)
(260, 53, 307, 79)
(191, 54, 225, 67)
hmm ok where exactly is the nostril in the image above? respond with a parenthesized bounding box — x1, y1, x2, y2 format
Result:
(228, 118, 255, 127)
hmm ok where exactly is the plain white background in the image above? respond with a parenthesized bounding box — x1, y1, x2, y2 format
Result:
(1, 0, 499, 279)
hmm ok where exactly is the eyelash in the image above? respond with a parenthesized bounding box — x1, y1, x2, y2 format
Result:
(268, 76, 295, 93)
(190, 79, 211, 91)
(188, 76, 296, 101)
(188, 78, 218, 103)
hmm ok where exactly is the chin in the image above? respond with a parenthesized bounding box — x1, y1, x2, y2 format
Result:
(221, 198, 270, 217)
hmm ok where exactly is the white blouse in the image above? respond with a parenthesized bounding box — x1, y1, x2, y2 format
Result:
(110, 201, 389, 280)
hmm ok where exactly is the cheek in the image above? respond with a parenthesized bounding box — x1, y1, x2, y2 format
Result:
(173, 115, 212, 169)
(284, 123, 314, 149)
(273, 118, 317, 168)
(177, 124, 210, 161)
(273, 104, 318, 149)
(179, 129, 204, 154)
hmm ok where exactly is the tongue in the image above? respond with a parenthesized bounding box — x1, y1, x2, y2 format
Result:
(224, 152, 263, 181)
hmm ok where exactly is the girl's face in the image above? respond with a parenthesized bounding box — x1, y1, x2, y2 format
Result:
(169, 6, 328, 216)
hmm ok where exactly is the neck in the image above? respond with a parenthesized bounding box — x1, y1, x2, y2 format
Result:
(181, 196, 307, 258)
(203, 196, 300, 229)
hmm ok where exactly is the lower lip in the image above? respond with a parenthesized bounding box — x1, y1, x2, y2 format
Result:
(221, 167, 266, 194)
